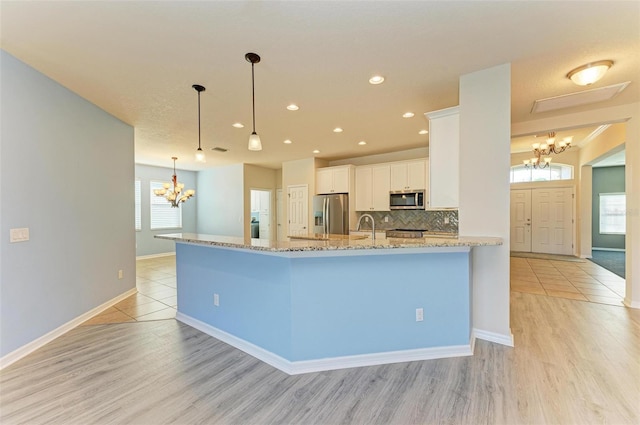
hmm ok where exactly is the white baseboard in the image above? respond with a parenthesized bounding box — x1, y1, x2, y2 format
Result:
(472, 328, 514, 347)
(136, 252, 175, 260)
(592, 247, 625, 252)
(0, 288, 137, 370)
(177, 312, 475, 375)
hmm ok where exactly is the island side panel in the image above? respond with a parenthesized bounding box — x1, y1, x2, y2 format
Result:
(176, 243, 293, 359)
(289, 251, 471, 361)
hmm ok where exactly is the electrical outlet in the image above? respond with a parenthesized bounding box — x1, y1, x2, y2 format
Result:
(384, 216, 389, 223)
(118, 270, 123, 279)
(365, 216, 370, 222)
(416, 308, 424, 322)
(214, 293, 220, 306)
(444, 217, 450, 224)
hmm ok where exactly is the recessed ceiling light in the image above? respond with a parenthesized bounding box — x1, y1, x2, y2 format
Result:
(313, 149, 320, 154)
(419, 129, 429, 135)
(403, 112, 415, 118)
(286, 104, 299, 111)
(333, 127, 343, 133)
(358, 141, 367, 145)
(369, 75, 385, 85)
(232, 122, 244, 128)
(283, 139, 292, 144)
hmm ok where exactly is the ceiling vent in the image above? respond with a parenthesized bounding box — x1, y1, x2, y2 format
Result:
(211, 147, 228, 152)
(531, 81, 630, 114)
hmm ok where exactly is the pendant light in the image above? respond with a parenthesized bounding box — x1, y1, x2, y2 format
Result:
(245, 52, 262, 151)
(192, 84, 206, 162)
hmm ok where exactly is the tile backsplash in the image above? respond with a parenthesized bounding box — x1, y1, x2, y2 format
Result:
(355, 210, 458, 234)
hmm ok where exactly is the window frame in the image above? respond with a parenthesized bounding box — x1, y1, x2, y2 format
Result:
(599, 192, 626, 235)
(510, 163, 574, 183)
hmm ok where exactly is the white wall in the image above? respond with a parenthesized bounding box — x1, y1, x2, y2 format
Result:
(0, 51, 136, 358)
(135, 163, 197, 256)
(196, 164, 244, 236)
(459, 63, 513, 344)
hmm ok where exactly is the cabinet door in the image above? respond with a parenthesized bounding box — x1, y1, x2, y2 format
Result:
(372, 165, 390, 211)
(407, 161, 426, 190)
(389, 163, 408, 191)
(316, 169, 333, 194)
(332, 167, 350, 193)
(355, 167, 373, 211)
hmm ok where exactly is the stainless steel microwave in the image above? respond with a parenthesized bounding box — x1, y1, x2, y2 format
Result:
(389, 190, 425, 210)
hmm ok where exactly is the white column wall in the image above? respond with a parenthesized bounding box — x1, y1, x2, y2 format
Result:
(624, 109, 640, 308)
(459, 63, 513, 344)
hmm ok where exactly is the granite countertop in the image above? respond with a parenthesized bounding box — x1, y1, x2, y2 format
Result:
(156, 233, 502, 253)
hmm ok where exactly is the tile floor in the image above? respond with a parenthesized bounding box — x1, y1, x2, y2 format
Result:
(510, 255, 626, 306)
(81, 255, 177, 325)
(82, 252, 626, 326)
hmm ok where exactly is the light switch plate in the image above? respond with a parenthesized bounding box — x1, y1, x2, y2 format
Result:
(10, 228, 29, 243)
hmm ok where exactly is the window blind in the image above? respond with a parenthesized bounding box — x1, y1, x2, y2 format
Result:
(150, 180, 182, 230)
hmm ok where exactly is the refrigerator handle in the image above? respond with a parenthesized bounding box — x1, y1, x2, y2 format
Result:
(324, 198, 329, 234)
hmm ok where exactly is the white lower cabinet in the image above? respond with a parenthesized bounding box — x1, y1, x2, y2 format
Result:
(355, 165, 390, 211)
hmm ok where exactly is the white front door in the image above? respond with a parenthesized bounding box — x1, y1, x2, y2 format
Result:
(531, 187, 574, 255)
(288, 184, 308, 236)
(510, 189, 532, 252)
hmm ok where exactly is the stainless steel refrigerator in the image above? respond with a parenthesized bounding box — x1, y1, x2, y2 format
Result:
(313, 194, 349, 235)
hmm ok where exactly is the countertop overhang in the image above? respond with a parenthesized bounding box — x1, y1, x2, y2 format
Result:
(156, 233, 502, 255)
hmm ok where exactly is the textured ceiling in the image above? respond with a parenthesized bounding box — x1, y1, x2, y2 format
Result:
(1, 1, 638, 170)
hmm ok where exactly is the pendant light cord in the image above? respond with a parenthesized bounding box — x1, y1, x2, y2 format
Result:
(197, 90, 202, 150)
(251, 62, 256, 133)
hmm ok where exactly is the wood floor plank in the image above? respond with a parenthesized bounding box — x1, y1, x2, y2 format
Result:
(2, 293, 639, 424)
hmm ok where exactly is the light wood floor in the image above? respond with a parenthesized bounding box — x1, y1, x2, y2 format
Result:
(1, 258, 639, 424)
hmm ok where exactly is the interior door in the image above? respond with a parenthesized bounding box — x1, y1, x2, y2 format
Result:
(276, 189, 284, 241)
(288, 184, 308, 236)
(531, 187, 574, 255)
(510, 189, 532, 252)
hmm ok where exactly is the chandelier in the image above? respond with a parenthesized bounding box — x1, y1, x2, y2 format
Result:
(523, 132, 572, 169)
(153, 157, 195, 207)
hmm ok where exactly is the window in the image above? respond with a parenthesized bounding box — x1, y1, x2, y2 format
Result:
(599, 193, 626, 234)
(135, 179, 142, 231)
(510, 163, 573, 183)
(150, 181, 182, 230)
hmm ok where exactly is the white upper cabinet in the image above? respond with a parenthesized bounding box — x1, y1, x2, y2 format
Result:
(316, 165, 352, 194)
(355, 165, 390, 211)
(425, 106, 459, 208)
(389, 160, 426, 191)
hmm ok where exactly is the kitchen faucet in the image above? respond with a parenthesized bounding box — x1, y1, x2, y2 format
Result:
(356, 213, 376, 241)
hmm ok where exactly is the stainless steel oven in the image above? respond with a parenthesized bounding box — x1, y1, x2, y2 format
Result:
(389, 190, 425, 210)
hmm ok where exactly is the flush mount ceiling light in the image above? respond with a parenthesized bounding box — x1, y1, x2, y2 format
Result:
(232, 122, 244, 128)
(418, 130, 429, 135)
(192, 84, 206, 163)
(369, 75, 385, 85)
(567, 60, 613, 86)
(286, 104, 299, 111)
(245, 52, 262, 151)
(153, 157, 195, 207)
(402, 112, 415, 118)
(333, 127, 343, 133)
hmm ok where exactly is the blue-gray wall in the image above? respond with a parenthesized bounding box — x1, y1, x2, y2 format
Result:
(592, 166, 626, 250)
(135, 164, 197, 257)
(1, 51, 136, 358)
(197, 164, 244, 236)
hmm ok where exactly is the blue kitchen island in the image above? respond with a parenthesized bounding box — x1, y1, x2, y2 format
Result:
(156, 233, 502, 374)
